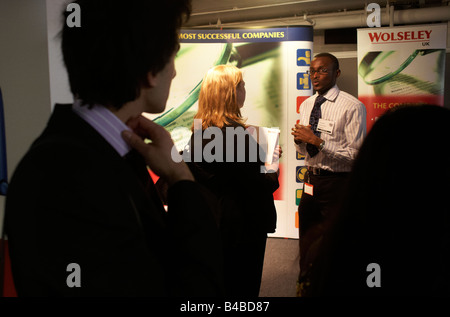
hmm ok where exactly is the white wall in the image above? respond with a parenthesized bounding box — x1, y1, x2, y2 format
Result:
(46, 0, 73, 107)
(0, 0, 52, 229)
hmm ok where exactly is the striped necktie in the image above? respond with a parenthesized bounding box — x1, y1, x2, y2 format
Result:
(306, 95, 326, 157)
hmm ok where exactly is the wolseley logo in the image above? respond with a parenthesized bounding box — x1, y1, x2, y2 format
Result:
(368, 30, 432, 43)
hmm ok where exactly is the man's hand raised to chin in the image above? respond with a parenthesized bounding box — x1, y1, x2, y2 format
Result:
(122, 115, 194, 186)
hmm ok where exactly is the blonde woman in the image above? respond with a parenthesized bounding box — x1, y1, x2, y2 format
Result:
(185, 65, 280, 297)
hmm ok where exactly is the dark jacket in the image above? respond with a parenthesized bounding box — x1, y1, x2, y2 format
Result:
(5, 104, 223, 297)
(184, 122, 278, 240)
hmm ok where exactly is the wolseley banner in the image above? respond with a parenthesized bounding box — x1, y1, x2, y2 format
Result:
(357, 24, 447, 131)
(145, 27, 313, 238)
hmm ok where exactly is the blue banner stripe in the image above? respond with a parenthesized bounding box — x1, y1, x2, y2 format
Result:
(180, 26, 313, 43)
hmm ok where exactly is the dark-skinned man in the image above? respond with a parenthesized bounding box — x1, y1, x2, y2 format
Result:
(291, 53, 366, 296)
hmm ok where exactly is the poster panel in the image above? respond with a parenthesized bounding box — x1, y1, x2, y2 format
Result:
(357, 24, 447, 131)
(144, 27, 313, 238)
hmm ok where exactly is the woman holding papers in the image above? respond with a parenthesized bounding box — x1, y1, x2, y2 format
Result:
(185, 65, 280, 297)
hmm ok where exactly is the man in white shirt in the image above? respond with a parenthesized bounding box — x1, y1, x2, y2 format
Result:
(291, 53, 366, 292)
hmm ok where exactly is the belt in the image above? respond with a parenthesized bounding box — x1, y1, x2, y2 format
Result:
(306, 166, 350, 176)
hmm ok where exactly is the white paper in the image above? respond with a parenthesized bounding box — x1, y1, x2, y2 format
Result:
(258, 127, 280, 164)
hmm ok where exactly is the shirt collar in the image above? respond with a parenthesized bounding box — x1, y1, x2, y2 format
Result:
(316, 84, 340, 102)
(72, 100, 132, 157)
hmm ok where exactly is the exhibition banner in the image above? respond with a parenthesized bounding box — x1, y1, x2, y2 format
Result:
(145, 27, 313, 238)
(357, 24, 447, 131)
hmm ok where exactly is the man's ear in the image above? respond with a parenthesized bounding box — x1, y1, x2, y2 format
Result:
(335, 69, 341, 79)
(146, 71, 158, 88)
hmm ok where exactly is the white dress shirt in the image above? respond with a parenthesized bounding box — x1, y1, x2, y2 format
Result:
(72, 100, 132, 157)
(295, 85, 366, 172)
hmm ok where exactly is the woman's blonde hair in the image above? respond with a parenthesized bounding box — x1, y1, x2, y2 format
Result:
(193, 65, 246, 130)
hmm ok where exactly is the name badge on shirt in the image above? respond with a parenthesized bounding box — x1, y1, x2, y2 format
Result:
(304, 183, 314, 196)
(317, 119, 335, 135)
